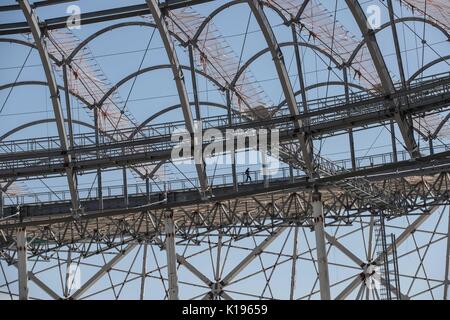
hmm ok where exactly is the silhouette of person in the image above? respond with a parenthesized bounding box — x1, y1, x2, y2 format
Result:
(245, 168, 252, 182)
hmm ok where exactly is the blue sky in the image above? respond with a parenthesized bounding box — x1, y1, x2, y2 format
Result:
(0, 0, 449, 299)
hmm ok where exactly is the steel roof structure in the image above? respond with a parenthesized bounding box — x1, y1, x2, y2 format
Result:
(0, 0, 449, 300)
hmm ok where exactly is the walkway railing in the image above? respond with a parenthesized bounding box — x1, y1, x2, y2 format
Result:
(0, 72, 448, 155)
(2, 142, 448, 207)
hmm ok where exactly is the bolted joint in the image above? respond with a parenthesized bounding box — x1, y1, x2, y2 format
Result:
(70, 207, 84, 220)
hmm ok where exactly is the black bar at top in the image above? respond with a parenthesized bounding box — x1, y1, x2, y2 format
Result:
(0, 0, 214, 35)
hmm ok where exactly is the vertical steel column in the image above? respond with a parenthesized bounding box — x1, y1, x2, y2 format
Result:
(289, 163, 294, 183)
(146, 175, 151, 203)
(62, 63, 75, 149)
(164, 209, 179, 300)
(387, 0, 408, 163)
(429, 138, 434, 155)
(390, 121, 398, 163)
(391, 233, 401, 300)
(291, 23, 308, 113)
(17, 227, 28, 300)
(123, 167, 128, 207)
(0, 187, 3, 218)
(290, 225, 299, 300)
(444, 206, 450, 300)
(94, 107, 103, 211)
(262, 152, 269, 188)
(140, 243, 148, 300)
(343, 67, 356, 171)
(380, 215, 392, 300)
(227, 89, 238, 192)
(64, 248, 72, 298)
(188, 43, 201, 120)
(312, 190, 331, 300)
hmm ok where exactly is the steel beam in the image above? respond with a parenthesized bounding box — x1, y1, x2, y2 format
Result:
(325, 232, 365, 268)
(188, 44, 201, 120)
(28, 272, 60, 300)
(146, 0, 208, 194)
(387, 0, 406, 88)
(445, 206, 450, 300)
(343, 67, 357, 171)
(62, 64, 75, 149)
(0, 187, 3, 218)
(17, 227, 28, 300)
(335, 274, 362, 300)
(0, 1, 215, 36)
(345, 0, 420, 158)
(312, 191, 331, 300)
(94, 108, 104, 211)
(177, 254, 212, 286)
(247, 0, 315, 176)
(291, 23, 309, 113)
(226, 89, 238, 192)
(290, 226, 298, 300)
(18, 0, 80, 213)
(64, 248, 72, 298)
(164, 209, 179, 300)
(70, 244, 136, 299)
(221, 227, 284, 286)
(140, 243, 147, 300)
(123, 167, 128, 207)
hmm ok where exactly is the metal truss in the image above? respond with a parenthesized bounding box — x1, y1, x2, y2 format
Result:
(0, 0, 449, 300)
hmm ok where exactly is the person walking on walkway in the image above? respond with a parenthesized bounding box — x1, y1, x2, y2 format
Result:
(245, 168, 252, 182)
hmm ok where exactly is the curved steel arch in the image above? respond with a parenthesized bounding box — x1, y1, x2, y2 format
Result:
(0, 37, 61, 64)
(407, 55, 450, 84)
(231, 41, 341, 88)
(129, 101, 229, 139)
(0, 119, 96, 142)
(261, 1, 290, 24)
(0, 118, 141, 195)
(65, 21, 186, 64)
(97, 64, 225, 108)
(192, 0, 289, 43)
(0, 117, 159, 184)
(0, 81, 92, 107)
(347, 17, 450, 66)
